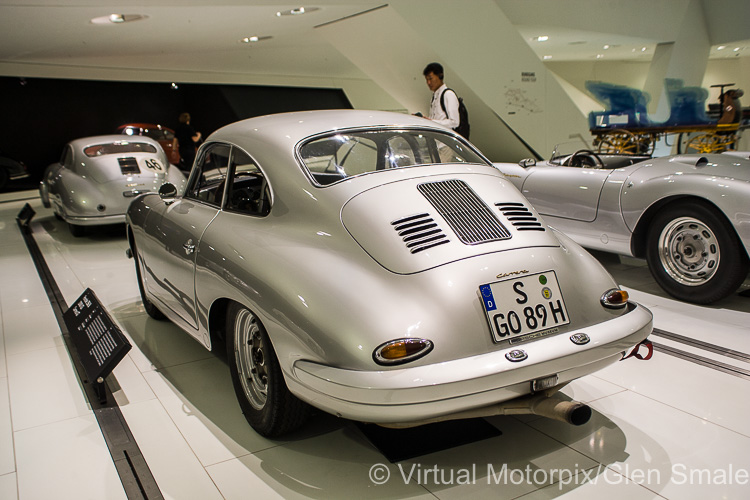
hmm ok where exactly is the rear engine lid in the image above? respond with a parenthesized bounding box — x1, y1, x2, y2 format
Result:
(87, 155, 168, 185)
(342, 172, 560, 274)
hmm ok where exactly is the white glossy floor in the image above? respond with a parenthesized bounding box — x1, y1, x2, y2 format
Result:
(1, 190, 749, 500)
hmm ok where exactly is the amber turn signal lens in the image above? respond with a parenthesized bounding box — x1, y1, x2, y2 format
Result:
(373, 338, 434, 366)
(601, 288, 629, 309)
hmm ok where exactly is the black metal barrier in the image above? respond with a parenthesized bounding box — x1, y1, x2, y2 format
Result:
(16, 203, 162, 499)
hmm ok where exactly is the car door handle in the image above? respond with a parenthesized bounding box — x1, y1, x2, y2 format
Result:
(183, 239, 195, 255)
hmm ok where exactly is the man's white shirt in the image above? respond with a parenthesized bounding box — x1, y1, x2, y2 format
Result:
(429, 84, 460, 130)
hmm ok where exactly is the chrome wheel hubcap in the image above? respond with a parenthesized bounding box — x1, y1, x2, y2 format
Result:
(658, 217, 720, 286)
(233, 309, 268, 410)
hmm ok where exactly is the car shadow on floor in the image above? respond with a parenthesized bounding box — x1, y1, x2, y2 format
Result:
(109, 304, 663, 498)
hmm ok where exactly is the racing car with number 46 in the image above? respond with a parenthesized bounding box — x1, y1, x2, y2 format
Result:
(126, 110, 652, 437)
(40, 135, 186, 236)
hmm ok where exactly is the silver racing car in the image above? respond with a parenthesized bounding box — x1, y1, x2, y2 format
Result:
(495, 146, 750, 304)
(39, 135, 186, 236)
(126, 111, 652, 436)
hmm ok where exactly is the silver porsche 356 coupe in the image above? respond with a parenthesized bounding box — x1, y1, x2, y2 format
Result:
(126, 111, 652, 437)
(495, 147, 750, 304)
(39, 135, 186, 236)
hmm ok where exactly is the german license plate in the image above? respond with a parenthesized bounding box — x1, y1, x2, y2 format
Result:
(479, 271, 570, 343)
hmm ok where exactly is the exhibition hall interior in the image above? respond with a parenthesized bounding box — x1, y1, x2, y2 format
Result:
(1, 1, 749, 499)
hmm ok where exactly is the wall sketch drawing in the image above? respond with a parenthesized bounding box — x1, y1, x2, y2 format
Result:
(505, 87, 543, 114)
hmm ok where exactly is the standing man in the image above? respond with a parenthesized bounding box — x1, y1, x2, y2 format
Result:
(423, 62, 460, 131)
(175, 112, 202, 171)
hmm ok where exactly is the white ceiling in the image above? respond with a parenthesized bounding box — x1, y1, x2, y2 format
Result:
(0, 0, 747, 82)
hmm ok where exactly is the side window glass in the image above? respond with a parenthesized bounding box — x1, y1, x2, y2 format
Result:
(431, 136, 471, 164)
(186, 144, 230, 207)
(60, 146, 73, 169)
(385, 136, 419, 168)
(225, 149, 270, 216)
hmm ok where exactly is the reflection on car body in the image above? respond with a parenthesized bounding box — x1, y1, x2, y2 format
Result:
(127, 110, 652, 437)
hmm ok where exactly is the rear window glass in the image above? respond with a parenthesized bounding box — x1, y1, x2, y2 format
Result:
(298, 128, 488, 186)
(84, 142, 158, 157)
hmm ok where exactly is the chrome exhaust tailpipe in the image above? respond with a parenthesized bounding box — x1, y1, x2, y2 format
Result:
(526, 395, 592, 426)
(379, 385, 592, 429)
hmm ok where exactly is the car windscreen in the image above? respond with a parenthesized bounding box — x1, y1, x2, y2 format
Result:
(83, 142, 158, 157)
(298, 129, 489, 186)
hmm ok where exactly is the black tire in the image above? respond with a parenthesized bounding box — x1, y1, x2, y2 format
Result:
(68, 222, 85, 237)
(646, 202, 749, 304)
(0, 168, 8, 191)
(132, 240, 166, 320)
(226, 302, 309, 437)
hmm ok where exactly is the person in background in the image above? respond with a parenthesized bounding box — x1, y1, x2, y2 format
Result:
(718, 89, 743, 125)
(422, 62, 460, 131)
(175, 112, 202, 171)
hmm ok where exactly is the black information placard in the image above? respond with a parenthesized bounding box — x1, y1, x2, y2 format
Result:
(63, 288, 131, 386)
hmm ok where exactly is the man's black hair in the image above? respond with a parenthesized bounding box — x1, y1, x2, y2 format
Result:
(423, 62, 444, 80)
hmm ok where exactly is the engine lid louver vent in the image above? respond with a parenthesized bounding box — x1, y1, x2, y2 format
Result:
(495, 202, 545, 231)
(118, 157, 140, 174)
(392, 213, 450, 254)
(418, 179, 511, 245)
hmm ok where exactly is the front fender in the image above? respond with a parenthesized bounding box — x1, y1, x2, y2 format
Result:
(621, 173, 750, 259)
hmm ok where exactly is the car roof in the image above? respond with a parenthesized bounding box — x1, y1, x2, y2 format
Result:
(209, 110, 454, 149)
(117, 123, 175, 132)
(68, 134, 161, 150)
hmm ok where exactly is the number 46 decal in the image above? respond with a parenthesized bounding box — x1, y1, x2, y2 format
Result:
(145, 159, 163, 171)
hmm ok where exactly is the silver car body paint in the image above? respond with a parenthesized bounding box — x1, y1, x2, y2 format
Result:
(41, 134, 187, 225)
(128, 110, 652, 424)
(495, 153, 750, 260)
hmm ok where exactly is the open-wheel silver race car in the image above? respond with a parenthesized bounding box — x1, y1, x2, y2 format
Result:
(126, 110, 652, 437)
(39, 135, 187, 236)
(495, 145, 750, 304)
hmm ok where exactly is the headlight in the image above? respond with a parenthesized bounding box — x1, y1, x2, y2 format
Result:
(601, 288, 629, 309)
(373, 338, 433, 366)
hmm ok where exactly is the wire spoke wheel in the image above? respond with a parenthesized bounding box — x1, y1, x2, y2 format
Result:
(685, 132, 736, 154)
(596, 130, 638, 154)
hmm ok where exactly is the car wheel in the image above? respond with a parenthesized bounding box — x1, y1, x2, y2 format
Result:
(646, 202, 749, 304)
(226, 302, 309, 437)
(68, 222, 85, 237)
(132, 240, 166, 320)
(0, 168, 8, 191)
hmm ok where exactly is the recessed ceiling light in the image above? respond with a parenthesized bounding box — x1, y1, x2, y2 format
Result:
(240, 36, 272, 43)
(533, 35, 549, 42)
(276, 7, 320, 16)
(717, 45, 726, 50)
(91, 14, 147, 25)
(603, 44, 610, 50)
(733, 47, 741, 52)
(543, 55, 552, 60)
(596, 54, 604, 59)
